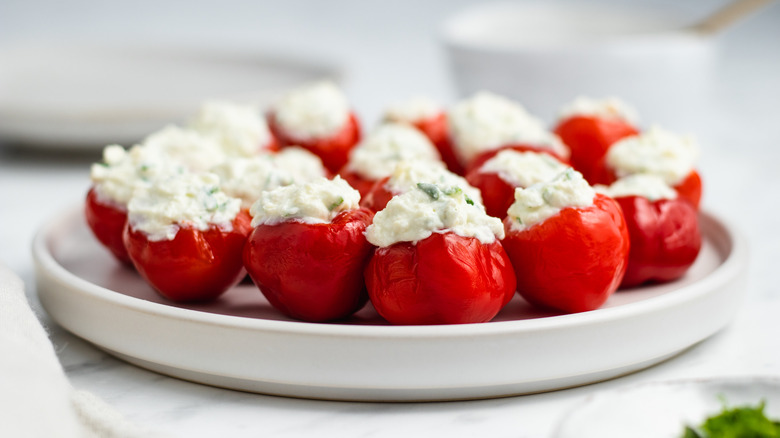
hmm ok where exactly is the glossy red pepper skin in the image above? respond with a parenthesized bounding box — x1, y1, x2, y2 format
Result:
(464, 170, 516, 219)
(553, 115, 639, 185)
(673, 170, 703, 210)
(614, 195, 701, 288)
(466, 144, 570, 175)
(360, 177, 395, 212)
(365, 232, 517, 325)
(123, 211, 252, 302)
(502, 194, 630, 313)
(84, 187, 131, 264)
(412, 113, 464, 175)
(267, 111, 361, 174)
(243, 209, 374, 322)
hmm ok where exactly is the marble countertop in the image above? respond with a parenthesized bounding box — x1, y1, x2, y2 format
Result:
(1, 1, 779, 436)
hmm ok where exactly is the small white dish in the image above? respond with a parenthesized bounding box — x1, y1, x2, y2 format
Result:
(555, 377, 780, 438)
(441, 3, 716, 126)
(34, 206, 747, 401)
(0, 44, 340, 150)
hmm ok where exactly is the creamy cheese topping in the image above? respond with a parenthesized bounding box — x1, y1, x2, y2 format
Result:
(595, 174, 678, 201)
(479, 149, 569, 188)
(142, 125, 226, 173)
(273, 81, 350, 140)
(384, 160, 483, 205)
(448, 91, 568, 165)
(383, 96, 442, 123)
(606, 125, 699, 185)
(90, 144, 184, 206)
(189, 100, 273, 157)
(366, 181, 503, 248)
(507, 168, 595, 231)
(345, 123, 441, 180)
(127, 172, 241, 241)
(211, 148, 327, 208)
(557, 96, 639, 125)
(249, 176, 360, 227)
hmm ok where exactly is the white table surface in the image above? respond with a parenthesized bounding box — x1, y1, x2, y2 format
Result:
(1, 1, 779, 436)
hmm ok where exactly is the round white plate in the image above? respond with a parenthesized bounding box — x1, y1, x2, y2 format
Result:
(34, 206, 747, 401)
(0, 44, 340, 150)
(555, 377, 780, 438)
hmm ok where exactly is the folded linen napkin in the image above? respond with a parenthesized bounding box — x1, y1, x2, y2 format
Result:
(0, 262, 164, 438)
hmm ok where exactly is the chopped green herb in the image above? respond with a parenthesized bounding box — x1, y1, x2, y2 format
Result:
(207, 186, 219, 195)
(681, 400, 780, 438)
(442, 186, 462, 196)
(465, 196, 475, 206)
(328, 196, 344, 211)
(417, 183, 440, 200)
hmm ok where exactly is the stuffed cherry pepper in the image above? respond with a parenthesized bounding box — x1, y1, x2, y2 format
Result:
(338, 122, 442, 197)
(596, 174, 701, 288)
(189, 100, 279, 156)
(123, 172, 251, 302)
(465, 149, 569, 218)
(86, 144, 182, 264)
(383, 96, 462, 174)
(365, 182, 516, 325)
(503, 169, 629, 313)
(553, 96, 640, 185)
(448, 92, 569, 172)
(267, 81, 361, 173)
(361, 160, 482, 213)
(603, 125, 702, 209)
(243, 176, 373, 322)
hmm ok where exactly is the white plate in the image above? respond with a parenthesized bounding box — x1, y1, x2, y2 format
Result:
(33, 206, 747, 401)
(0, 44, 340, 150)
(555, 377, 780, 438)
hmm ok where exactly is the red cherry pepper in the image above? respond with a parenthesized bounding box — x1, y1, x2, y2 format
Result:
(123, 211, 252, 302)
(365, 232, 517, 325)
(502, 194, 630, 313)
(243, 208, 374, 322)
(613, 195, 701, 288)
(553, 115, 639, 185)
(84, 187, 131, 264)
(267, 111, 361, 174)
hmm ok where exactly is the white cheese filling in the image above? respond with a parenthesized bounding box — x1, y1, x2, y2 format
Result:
(383, 96, 442, 123)
(507, 168, 595, 231)
(273, 81, 350, 140)
(557, 96, 639, 125)
(366, 182, 503, 248)
(595, 174, 678, 201)
(142, 125, 227, 173)
(606, 125, 699, 185)
(189, 100, 273, 157)
(249, 176, 360, 227)
(384, 160, 483, 205)
(211, 148, 327, 208)
(345, 123, 441, 180)
(127, 172, 241, 241)
(479, 149, 569, 188)
(90, 144, 185, 206)
(448, 91, 568, 165)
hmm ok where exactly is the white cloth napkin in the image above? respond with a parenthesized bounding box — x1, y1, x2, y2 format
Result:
(0, 263, 165, 438)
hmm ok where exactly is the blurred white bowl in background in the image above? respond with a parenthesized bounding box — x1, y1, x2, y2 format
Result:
(441, 2, 716, 129)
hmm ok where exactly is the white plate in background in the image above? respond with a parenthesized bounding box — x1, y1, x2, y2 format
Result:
(0, 44, 341, 150)
(555, 377, 780, 438)
(34, 206, 747, 401)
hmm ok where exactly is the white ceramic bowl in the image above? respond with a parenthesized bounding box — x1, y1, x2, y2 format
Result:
(441, 2, 716, 127)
